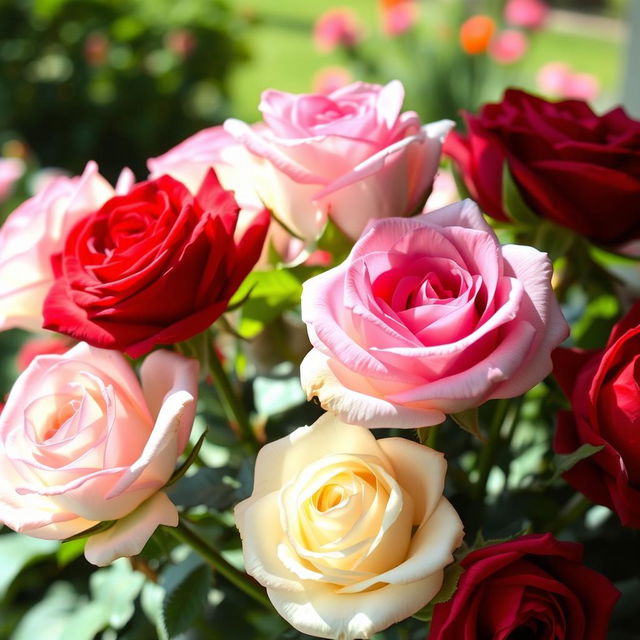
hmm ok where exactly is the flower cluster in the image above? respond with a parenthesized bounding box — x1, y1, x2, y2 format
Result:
(0, 78, 634, 639)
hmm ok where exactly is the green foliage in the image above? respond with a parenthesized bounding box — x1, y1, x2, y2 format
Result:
(0, 0, 250, 180)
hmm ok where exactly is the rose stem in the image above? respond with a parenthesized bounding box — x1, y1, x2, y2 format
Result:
(167, 517, 273, 610)
(471, 398, 511, 502)
(206, 338, 259, 452)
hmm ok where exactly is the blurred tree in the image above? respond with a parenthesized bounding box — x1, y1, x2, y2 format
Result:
(0, 0, 250, 181)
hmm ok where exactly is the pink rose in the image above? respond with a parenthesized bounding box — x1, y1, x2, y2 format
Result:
(313, 7, 363, 53)
(504, 0, 549, 30)
(0, 342, 198, 566)
(488, 29, 528, 65)
(300, 199, 568, 428)
(223, 81, 452, 241)
(0, 162, 124, 332)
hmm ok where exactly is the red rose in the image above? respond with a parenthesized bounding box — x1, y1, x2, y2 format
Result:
(553, 302, 640, 527)
(43, 171, 269, 357)
(428, 534, 619, 640)
(444, 89, 640, 247)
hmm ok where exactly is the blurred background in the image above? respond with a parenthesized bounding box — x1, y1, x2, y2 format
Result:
(0, 1, 636, 638)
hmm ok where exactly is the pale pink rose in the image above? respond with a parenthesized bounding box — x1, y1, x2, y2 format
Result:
(224, 80, 453, 241)
(300, 199, 568, 428)
(379, 0, 420, 36)
(312, 66, 353, 95)
(313, 7, 363, 53)
(0, 343, 198, 566)
(0, 157, 24, 203)
(488, 29, 528, 64)
(504, 0, 549, 30)
(0, 161, 119, 332)
(235, 412, 464, 639)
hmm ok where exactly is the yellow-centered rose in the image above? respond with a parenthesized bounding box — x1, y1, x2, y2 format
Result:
(234, 413, 464, 639)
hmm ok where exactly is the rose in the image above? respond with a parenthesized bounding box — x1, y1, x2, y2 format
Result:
(43, 170, 269, 357)
(553, 302, 640, 527)
(300, 199, 568, 428)
(313, 8, 363, 53)
(0, 342, 199, 566)
(444, 89, 640, 247)
(223, 80, 453, 241)
(0, 161, 117, 332)
(428, 534, 619, 640)
(234, 413, 464, 639)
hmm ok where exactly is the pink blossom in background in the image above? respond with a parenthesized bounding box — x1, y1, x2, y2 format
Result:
(312, 66, 353, 95)
(504, 0, 549, 30)
(313, 7, 363, 53)
(379, 0, 419, 36)
(300, 199, 568, 428)
(488, 29, 528, 64)
(0, 157, 24, 203)
(537, 62, 600, 100)
(84, 32, 109, 66)
(165, 29, 197, 59)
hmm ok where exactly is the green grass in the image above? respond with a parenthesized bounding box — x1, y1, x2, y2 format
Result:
(228, 1, 624, 121)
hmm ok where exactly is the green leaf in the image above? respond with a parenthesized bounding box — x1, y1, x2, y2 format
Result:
(89, 558, 146, 630)
(551, 443, 604, 484)
(501, 162, 540, 227)
(56, 537, 86, 568)
(412, 561, 465, 622)
(534, 221, 575, 262)
(166, 466, 238, 511)
(314, 215, 353, 265)
(12, 582, 78, 640)
(163, 563, 211, 638)
(0, 534, 59, 599)
(227, 269, 303, 339)
(450, 407, 484, 441)
(141, 581, 169, 640)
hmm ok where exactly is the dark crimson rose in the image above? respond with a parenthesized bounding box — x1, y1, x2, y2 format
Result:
(553, 302, 640, 527)
(444, 89, 640, 247)
(43, 171, 269, 357)
(428, 534, 619, 640)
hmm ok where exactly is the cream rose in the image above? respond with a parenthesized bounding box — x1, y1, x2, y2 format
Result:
(234, 413, 464, 639)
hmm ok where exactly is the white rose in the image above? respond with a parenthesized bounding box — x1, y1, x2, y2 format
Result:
(234, 413, 464, 639)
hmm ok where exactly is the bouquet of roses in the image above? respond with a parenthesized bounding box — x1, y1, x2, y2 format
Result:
(0, 79, 638, 639)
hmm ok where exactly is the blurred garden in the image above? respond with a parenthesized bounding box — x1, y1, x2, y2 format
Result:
(0, 0, 639, 639)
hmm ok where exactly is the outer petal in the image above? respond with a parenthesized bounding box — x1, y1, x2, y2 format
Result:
(267, 572, 443, 640)
(84, 492, 178, 566)
(300, 348, 446, 428)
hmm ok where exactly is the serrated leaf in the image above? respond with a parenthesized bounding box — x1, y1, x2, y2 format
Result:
(141, 581, 169, 640)
(412, 561, 465, 622)
(501, 163, 540, 227)
(163, 563, 211, 638)
(450, 407, 484, 441)
(551, 443, 604, 484)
